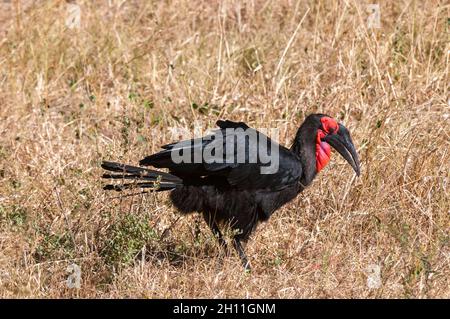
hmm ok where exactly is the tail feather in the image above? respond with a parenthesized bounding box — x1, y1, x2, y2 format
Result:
(103, 182, 178, 192)
(101, 161, 181, 182)
(101, 161, 182, 192)
(102, 173, 165, 181)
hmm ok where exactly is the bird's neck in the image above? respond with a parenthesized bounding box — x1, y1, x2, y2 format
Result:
(290, 126, 317, 187)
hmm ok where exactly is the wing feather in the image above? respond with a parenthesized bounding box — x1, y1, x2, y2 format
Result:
(140, 120, 302, 190)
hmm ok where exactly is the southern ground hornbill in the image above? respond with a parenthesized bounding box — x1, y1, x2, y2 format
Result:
(101, 114, 360, 269)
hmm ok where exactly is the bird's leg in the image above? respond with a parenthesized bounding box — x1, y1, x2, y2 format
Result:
(203, 216, 229, 270)
(203, 214, 227, 249)
(233, 238, 251, 271)
(210, 221, 227, 249)
(193, 215, 201, 242)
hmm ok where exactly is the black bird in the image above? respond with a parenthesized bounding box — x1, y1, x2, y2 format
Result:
(101, 114, 360, 269)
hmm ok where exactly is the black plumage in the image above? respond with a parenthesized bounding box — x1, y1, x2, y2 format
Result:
(101, 114, 360, 269)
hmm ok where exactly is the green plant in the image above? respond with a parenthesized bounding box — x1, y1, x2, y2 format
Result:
(102, 214, 158, 266)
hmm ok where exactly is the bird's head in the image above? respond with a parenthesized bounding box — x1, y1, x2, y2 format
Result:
(313, 114, 360, 176)
(293, 114, 360, 182)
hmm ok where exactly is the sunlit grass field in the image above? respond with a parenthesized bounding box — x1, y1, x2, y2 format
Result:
(0, 0, 448, 298)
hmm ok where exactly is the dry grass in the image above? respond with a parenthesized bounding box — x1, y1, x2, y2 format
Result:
(0, 0, 448, 298)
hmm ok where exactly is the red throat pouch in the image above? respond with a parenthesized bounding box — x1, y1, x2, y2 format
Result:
(316, 130, 331, 172)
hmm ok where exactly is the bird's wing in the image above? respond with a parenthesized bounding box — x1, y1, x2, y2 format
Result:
(140, 120, 302, 191)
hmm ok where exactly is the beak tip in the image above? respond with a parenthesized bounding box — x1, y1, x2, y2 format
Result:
(353, 163, 361, 177)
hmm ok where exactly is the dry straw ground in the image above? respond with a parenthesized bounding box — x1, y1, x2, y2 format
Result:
(0, 0, 448, 298)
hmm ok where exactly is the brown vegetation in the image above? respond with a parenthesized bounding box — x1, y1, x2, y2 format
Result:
(0, 0, 448, 298)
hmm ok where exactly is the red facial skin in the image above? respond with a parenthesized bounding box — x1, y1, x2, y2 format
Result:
(316, 117, 339, 173)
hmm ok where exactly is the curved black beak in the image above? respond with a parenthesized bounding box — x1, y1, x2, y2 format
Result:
(323, 124, 360, 176)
